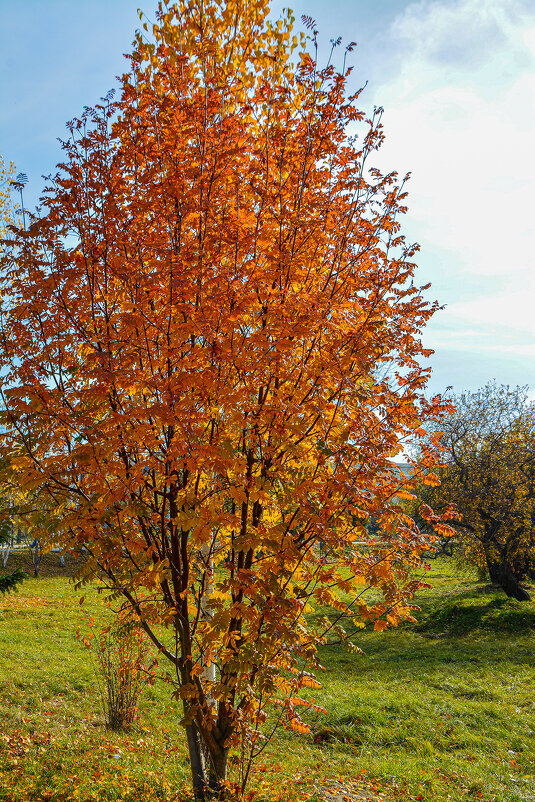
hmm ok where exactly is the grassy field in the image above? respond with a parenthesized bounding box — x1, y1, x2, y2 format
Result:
(0, 553, 534, 802)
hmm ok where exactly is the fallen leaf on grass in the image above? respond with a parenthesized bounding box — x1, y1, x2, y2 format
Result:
(314, 777, 395, 802)
(0, 595, 56, 611)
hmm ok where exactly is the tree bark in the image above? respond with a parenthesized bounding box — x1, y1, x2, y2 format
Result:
(208, 745, 229, 795)
(1, 542, 10, 568)
(185, 722, 209, 800)
(184, 719, 229, 800)
(487, 560, 531, 601)
(31, 541, 42, 577)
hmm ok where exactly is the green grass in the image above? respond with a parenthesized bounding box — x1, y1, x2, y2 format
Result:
(1, 554, 534, 801)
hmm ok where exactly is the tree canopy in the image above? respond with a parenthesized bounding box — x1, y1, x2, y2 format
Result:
(416, 382, 535, 602)
(0, 1, 448, 797)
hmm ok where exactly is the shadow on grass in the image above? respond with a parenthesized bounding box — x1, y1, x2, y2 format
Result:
(321, 632, 535, 680)
(414, 593, 535, 636)
(316, 586, 535, 686)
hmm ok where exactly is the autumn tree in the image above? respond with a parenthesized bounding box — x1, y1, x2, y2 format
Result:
(0, 158, 27, 595)
(416, 383, 535, 602)
(0, 1, 448, 797)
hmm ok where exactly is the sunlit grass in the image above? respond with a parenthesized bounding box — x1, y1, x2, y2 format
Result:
(0, 554, 534, 801)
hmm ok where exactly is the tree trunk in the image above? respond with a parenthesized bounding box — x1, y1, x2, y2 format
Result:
(184, 720, 229, 800)
(488, 560, 531, 601)
(185, 722, 209, 800)
(208, 745, 229, 795)
(1, 543, 10, 568)
(31, 542, 42, 578)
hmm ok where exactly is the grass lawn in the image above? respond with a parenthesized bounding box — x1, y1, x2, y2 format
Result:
(0, 553, 534, 801)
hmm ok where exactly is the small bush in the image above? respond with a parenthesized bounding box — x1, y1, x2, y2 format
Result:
(95, 611, 149, 731)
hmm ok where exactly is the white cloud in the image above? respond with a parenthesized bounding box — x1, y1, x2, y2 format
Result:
(391, 0, 533, 81)
(367, 0, 535, 384)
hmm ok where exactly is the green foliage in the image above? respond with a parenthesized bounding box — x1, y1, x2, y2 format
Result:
(0, 567, 27, 595)
(416, 382, 535, 601)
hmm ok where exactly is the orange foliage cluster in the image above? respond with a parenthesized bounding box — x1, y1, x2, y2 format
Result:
(0, 0, 451, 796)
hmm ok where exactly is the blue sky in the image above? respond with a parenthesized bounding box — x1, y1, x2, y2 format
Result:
(1, 0, 534, 399)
